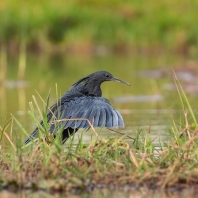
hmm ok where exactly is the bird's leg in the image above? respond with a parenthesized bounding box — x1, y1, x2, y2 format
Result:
(62, 128, 77, 144)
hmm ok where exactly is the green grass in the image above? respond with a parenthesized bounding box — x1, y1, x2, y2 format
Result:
(1, 73, 198, 193)
(0, 0, 198, 54)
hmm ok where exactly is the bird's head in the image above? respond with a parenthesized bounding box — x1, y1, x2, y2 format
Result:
(94, 71, 131, 86)
(71, 71, 130, 97)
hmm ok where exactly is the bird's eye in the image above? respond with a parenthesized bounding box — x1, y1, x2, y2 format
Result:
(105, 74, 109, 78)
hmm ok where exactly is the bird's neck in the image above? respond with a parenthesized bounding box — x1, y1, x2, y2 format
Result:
(85, 82, 102, 97)
(70, 77, 103, 97)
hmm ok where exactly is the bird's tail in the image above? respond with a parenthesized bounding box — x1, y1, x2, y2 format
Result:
(24, 127, 39, 144)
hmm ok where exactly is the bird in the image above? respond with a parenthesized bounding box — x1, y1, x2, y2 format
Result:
(25, 71, 130, 144)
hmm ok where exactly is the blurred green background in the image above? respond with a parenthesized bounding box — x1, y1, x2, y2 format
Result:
(0, 0, 198, 54)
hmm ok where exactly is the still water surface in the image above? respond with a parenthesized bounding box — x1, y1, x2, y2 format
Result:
(1, 187, 198, 198)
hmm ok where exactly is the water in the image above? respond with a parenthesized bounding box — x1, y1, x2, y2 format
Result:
(1, 53, 198, 143)
(1, 187, 198, 198)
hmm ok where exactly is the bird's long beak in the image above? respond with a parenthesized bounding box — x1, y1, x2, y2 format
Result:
(111, 77, 131, 86)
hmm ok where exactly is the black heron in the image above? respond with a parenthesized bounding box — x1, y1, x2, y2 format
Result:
(25, 71, 130, 144)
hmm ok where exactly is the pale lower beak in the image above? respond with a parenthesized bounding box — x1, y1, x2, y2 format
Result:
(111, 77, 131, 86)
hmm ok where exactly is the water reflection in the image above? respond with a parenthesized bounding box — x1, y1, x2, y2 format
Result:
(18, 87, 26, 113)
(113, 94, 163, 103)
(1, 187, 198, 198)
(0, 85, 6, 117)
(140, 65, 198, 94)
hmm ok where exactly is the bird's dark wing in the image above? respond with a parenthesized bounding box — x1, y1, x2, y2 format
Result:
(24, 96, 124, 144)
(50, 96, 124, 131)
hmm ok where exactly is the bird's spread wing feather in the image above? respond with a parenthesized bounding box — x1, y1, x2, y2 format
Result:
(50, 96, 124, 131)
(25, 96, 124, 144)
